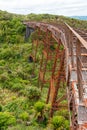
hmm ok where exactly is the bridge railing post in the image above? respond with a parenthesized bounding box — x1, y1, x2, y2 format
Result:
(76, 39, 83, 102)
(64, 26, 74, 68)
(64, 26, 70, 50)
(69, 31, 74, 68)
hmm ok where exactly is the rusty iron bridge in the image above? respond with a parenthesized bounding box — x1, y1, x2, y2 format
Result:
(24, 21, 87, 130)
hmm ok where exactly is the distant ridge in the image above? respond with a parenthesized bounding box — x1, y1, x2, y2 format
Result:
(70, 16, 87, 20)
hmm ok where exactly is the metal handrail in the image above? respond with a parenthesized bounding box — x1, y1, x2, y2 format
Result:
(65, 22, 87, 49)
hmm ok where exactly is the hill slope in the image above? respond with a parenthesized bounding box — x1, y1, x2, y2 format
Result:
(0, 10, 87, 130)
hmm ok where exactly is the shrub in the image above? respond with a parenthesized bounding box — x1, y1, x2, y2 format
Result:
(27, 87, 41, 100)
(0, 112, 16, 129)
(34, 101, 45, 113)
(64, 120, 70, 130)
(12, 83, 24, 92)
(59, 45, 64, 50)
(56, 110, 69, 120)
(52, 116, 65, 130)
(0, 60, 5, 66)
(46, 103, 51, 110)
(18, 89, 27, 96)
(44, 104, 51, 119)
(4, 98, 29, 118)
(34, 101, 45, 122)
(0, 48, 12, 59)
(19, 112, 29, 121)
(0, 72, 9, 82)
(0, 105, 2, 112)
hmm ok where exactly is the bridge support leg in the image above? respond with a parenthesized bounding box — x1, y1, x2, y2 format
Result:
(49, 50, 66, 117)
(25, 26, 34, 41)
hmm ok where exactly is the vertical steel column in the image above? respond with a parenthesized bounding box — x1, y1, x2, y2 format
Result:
(38, 30, 50, 90)
(46, 40, 61, 104)
(46, 47, 59, 104)
(50, 50, 65, 117)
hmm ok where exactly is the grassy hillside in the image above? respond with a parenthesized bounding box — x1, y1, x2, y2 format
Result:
(0, 10, 86, 130)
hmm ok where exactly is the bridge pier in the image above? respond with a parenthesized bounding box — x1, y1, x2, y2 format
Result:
(25, 26, 34, 41)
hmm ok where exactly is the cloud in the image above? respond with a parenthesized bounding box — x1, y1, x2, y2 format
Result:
(0, 0, 87, 16)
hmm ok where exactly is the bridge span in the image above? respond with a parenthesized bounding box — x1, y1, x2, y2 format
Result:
(24, 21, 87, 130)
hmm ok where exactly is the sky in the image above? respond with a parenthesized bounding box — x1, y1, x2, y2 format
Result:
(0, 0, 87, 16)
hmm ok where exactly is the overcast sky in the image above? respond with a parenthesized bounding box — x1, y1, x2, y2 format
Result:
(0, 0, 87, 16)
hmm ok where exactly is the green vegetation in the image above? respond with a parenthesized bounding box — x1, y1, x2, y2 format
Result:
(52, 116, 65, 130)
(34, 102, 45, 113)
(0, 105, 2, 112)
(19, 112, 29, 121)
(34, 101, 45, 121)
(0, 10, 86, 129)
(0, 10, 25, 44)
(27, 87, 41, 100)
(0, 112, 16, 129)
